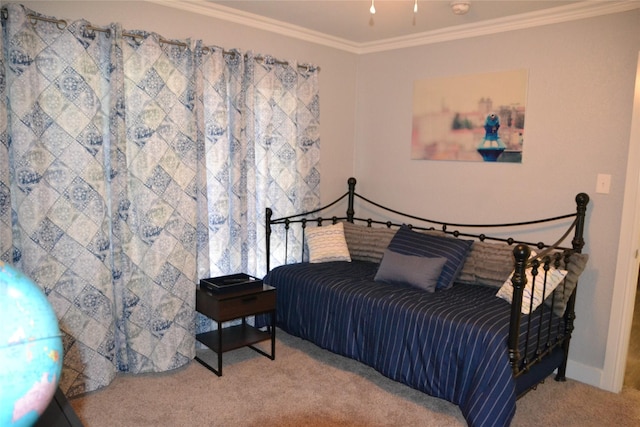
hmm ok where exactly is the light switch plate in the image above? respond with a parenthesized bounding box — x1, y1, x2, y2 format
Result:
(596, 173, 611, 194)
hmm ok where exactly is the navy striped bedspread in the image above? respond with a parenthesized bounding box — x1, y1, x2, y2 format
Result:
(263, 260, 555, 427)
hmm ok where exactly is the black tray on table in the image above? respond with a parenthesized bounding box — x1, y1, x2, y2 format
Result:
(199, 273, 263, 294)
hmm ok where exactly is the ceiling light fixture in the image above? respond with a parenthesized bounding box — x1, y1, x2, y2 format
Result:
(368, 0, 418, 15)
(369, 1, 470, 16)
(450, 0, 471, 15)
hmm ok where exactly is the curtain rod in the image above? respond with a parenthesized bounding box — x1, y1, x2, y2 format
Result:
(17, 13, 189, 48)
(2, 10, 319, 72)
(84, 24, 188, 49)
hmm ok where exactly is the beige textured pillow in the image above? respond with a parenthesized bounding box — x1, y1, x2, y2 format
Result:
(305, 222, 352, 263)
(457, 241, 515, 288)
(544, 252, 589, 316)
(342, 222, 396, 263)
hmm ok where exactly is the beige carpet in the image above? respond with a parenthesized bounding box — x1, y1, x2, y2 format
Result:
(70, 330, 640, 426)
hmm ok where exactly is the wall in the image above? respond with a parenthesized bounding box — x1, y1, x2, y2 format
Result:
(17, 1, 640, 389)
(353, 10, 640, 385)
(19, 0, 359, 204)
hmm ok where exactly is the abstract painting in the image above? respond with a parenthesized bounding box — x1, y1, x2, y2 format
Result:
(412, 69, 528, 163)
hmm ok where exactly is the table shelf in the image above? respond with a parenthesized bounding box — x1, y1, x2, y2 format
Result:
(196, 324, 272, 353)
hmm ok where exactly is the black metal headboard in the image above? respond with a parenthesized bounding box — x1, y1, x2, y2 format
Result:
(265, 177, 589, 272)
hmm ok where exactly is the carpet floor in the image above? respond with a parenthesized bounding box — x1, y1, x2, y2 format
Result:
(70, 330, 640, 426)
(624, 281, 640, 390)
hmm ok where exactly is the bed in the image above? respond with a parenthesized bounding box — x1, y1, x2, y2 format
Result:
(260, 177, 589, 427)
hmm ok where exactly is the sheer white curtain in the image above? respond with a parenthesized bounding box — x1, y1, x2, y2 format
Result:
(0, 3, 320, 396)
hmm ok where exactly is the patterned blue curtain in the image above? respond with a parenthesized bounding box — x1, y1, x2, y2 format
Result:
(198, 47, 321, 279)
(0, 9, 9, 267)
(0, 3, 320, 396)
(0, 4, 208, 395)
(1, 5, 125, 394)
(245, 52, 322, 274)
(116, 30, 206, 377)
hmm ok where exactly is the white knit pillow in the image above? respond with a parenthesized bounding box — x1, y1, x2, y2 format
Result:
(306, 222, 352, 263)
(496, 265, 567, 315)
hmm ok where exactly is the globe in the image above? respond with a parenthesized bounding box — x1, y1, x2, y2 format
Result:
(0, 262, 63, 427)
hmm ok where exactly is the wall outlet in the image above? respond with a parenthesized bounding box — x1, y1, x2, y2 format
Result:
(596, 173, 611, 194)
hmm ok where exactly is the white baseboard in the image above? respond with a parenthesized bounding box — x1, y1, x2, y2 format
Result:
(565, 359, 606, 390)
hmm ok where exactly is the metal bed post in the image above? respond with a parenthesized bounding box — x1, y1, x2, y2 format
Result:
(265, 208, 273, 273)
(347, 177, 356, 222)
(556, 192, 590, 381)
(509, 244, 531, 374)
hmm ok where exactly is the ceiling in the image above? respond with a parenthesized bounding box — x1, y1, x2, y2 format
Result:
(159, 1, 639, 53)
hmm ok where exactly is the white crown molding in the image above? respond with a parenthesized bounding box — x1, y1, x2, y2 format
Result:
(147, 0, 640, 55)
(358, 1, 640, 54)
(146, 0, 363, 53)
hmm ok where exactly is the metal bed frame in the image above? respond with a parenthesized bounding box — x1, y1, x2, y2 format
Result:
(265, 177, 589, 392)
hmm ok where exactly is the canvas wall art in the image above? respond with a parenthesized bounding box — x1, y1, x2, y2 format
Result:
(411, 69, 528, 163)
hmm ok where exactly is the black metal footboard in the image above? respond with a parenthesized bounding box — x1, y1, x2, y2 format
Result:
(265, 177, 589, 394)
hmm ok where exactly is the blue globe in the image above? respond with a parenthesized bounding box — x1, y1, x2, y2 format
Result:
(0, 262, 63, 427)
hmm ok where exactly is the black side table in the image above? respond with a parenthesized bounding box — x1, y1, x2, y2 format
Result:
(195, 276, 276, 376)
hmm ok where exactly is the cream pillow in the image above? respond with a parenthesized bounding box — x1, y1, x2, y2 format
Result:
(496, 265, 567, 315)
(305, 222, 352, 263)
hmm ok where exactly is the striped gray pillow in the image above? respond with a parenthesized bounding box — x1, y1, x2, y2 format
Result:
(386, 225, 473, 290)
